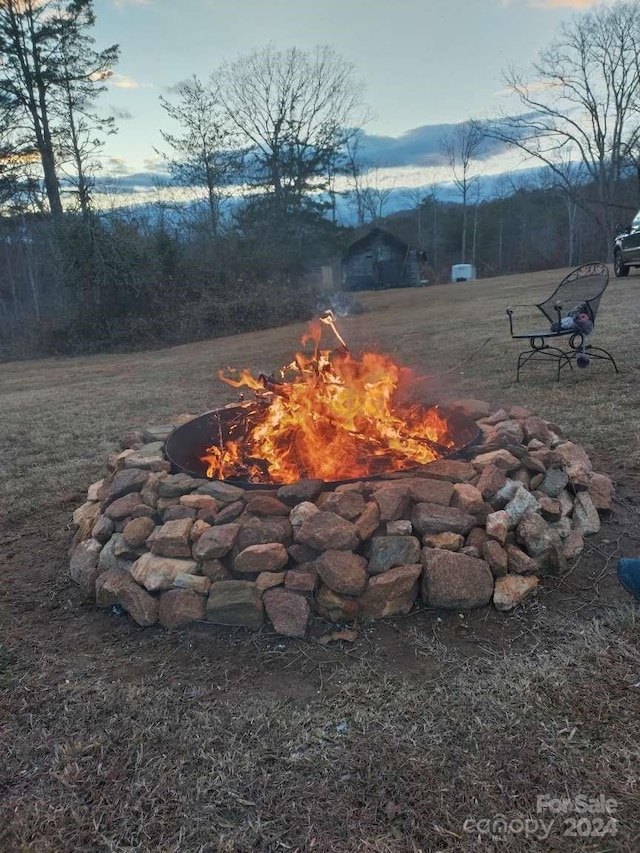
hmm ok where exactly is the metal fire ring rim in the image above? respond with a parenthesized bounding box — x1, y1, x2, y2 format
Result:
(164, 404, 483, 490)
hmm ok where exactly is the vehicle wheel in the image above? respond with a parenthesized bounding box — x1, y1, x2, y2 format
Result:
(614, 249, 629, 277)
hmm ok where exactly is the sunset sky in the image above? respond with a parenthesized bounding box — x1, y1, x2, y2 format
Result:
(92, 0, 611, 195)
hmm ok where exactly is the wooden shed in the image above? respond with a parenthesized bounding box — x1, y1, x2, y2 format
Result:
(341, 227, 427, 291)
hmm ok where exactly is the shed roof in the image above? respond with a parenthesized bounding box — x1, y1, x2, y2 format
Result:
(344, 227, 412, 257)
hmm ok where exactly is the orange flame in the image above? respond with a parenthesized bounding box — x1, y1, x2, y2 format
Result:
(201, 316, 453, 484)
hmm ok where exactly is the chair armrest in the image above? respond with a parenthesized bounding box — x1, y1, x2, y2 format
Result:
(505, 303, 536, 337)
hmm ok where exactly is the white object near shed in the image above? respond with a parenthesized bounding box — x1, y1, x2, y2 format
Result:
(451, 264, 476, 282)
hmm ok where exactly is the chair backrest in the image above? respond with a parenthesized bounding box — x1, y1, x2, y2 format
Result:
(537, 262, 610, 324)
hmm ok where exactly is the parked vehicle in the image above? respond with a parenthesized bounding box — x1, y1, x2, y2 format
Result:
(614, 210, 640, 277)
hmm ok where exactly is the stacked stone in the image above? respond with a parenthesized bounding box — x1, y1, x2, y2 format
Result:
(68, 401, 613, 638)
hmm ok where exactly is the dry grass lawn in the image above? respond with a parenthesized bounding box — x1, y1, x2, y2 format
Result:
(1, 267, 640, 851)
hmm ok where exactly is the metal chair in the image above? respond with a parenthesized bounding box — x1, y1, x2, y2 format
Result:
(506, 262, 618, 382)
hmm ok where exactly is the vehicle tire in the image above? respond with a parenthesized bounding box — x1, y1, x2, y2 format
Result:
(614, 249, 629, 278)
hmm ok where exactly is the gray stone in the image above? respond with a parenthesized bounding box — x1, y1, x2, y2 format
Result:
(539, 468, 570, 498)
(237, 516, 293, 549)
(572, 492, 600, 535)
(368, 536, 421, 574)
(411, 503, 475, 537)
(277, 478, 324, 506)
(196, 481, 245, 504)
(193, 523, 240, 560)
(97, 534, 134, 574)
(206, 581, 264, 629)
(322, 491, 367, 520)
(157, 473, 197, 498)
(504, 486, 540, 527)
(69, 538, 103, 597)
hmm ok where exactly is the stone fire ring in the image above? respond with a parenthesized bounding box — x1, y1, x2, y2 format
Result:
(69, 399, 613, 638)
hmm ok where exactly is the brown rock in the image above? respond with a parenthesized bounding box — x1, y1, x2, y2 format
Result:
(538, 497, 562, 522)
(516, 513, 566, 574)
(368, 536, 421, 573)
(486, 419, 525, 447)
(555, 441, 592, 490)
(104, 493, 146, 521)
(373, 485, 410, 522)
(476, 464, 507, 500)
(277, 478, 324, 506)
(95, 569, 128, 607)
(507, 405, 533, 420)
(87, 479, 105, 502)
(256, 571, 286, 592)
(360, 565, 422, 619)
(285, 567, 318, 595)
(530, 473, 544, 490)
(485, 510, 510, 545)
(245, 494, 291, 516)
(234, 542, 289, 574)
(288, 543, 320, 564)
(214, 500, 245, 525)
(157, 473, 196, 498)
(119, 429, 145, 450)
(206, 581, 264, 629)
(131, 552, 199, 591)
(263, 588, 310, 638)
(386, 520, 413, 536)
(190, 519, 211, 541)
(162, 505, 196, 522)
(423, 532, 464, 551)
(72, 500, 101, 529)
(451, 483, 484, 515)
(199, 559, 231, 582)
(179, 494, 219, 513)
(322, 491, 367, 520)
(196, 481, 245, 504)
(421, 549, 494, 609)
(472, 449, 521, 473)
(101, 468, 149, 507)
(92, 514, 115, 544)
(411, 502, 475, 537)
(482, 408, 509, 426)
(493, 574, 539, 611)
(521, 454, 546, 475)
(522, 417, 553, 445)
(172, 574, 211, 594)
(118, 577, 159, 626)
(466, 527, 490, 549)
(512, 468, 531, 489)
(481, 540, 508, 577)
(69, 538, 103, 597)
(563, 530, 585, 560)
(447, 398, 491, 420)
(588, 473, 613, 512)
(408, 478, 454, 506)
(315, 585, 359, 623)
(237, 516, 293, 550)
(70, 516, 95, 553)
(193, 523, 240, 560)
(460, 545, 481, 558)
(295, 511, 358, 551)
(355, 502, 381, 541)
(505, 544, 539, 575)
(420, 459, 477, 483)
(151, 518, 193, 558)
(159, 589, 206, 628)
(316, 550, 368, 595)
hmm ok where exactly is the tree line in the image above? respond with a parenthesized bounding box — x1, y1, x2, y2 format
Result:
(0, 0, 639, 359)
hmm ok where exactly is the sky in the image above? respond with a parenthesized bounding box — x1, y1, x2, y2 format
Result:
(92, 0, 610, 199)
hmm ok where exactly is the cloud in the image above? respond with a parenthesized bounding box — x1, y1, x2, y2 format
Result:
(143, 157, 165, 173)
(356, 123, 511, 170)
(106, 157, 130, 176)
(109, 105, 134, 120)
(110, 75, 153, 90)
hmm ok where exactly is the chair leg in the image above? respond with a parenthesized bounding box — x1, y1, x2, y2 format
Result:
(515, 346, 572, 382)
(584, 345, 619, 373)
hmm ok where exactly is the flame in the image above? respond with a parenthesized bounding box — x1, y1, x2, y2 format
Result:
(201, 315, 453, 484)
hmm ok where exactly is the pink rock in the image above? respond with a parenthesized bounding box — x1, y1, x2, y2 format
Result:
(193, 523, 240, 560)
(359, 565, 422, 619)
(245, 494, 291, 517)
(588, 473, 613, 512)
(104, 492, 145, 521)
(314, 585, 359, 622)
(316, 550, 368, 596)
(447, 398, 491, 420)
(234, 542, 289, 574)
(481, 540, 508, 577)
(263, 588, 310, 638)
(284, 567, 318, 595)
(493, 574, 539, 611)
(476, 464, 507, 500)
(451, 483, 484, 515)
(321, 491, 367, 520)
(485, 510, 510, 545)
(295, 511, 358, 551)
(408, 478, 455, 506)
(159, 589, 206, 628)
(505, 544, 538, 575)
(373, 485, 410, 522)
(355, 502, 381, 541)
(421, 549, 494, 609)
(151, 518, 194, 558)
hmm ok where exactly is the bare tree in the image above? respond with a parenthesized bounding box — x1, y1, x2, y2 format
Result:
(216, 45, 365, 214)
(441, 120, 485, 263)
(158, 75, 241, 236)
(491, 0, 640, 258)
(361, 165, 396, 223)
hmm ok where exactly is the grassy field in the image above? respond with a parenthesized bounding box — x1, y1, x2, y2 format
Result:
(1, 267, 640, 851)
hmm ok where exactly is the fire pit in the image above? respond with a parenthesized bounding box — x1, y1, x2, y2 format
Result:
(165, 403, 481, 488)
(68, 319, 614, 639)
